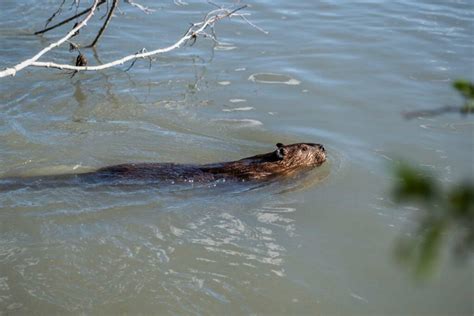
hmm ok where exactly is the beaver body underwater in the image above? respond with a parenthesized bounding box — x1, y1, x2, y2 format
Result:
(0, 143, 326, 190)
(94, 142, 326, 182)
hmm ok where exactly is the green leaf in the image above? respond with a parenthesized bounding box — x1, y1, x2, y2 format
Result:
(453, 80, 474, 99)
(414, 220, 445, 278)
(393, 164, 438, 202)
(448, 182, 474, 219)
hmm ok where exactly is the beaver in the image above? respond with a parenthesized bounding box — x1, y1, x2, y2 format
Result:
(0, 143, 326, 190)
(92, 142, 326, 182)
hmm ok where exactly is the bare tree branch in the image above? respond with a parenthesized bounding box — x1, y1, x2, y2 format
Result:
(1, 5, 249, 77)
(0, 0, 101, 78)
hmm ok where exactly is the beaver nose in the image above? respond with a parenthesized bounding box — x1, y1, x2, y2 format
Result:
(305, 143, 325, 152)
(306, 143, 325, 152)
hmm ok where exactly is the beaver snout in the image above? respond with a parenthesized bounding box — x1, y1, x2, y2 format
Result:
(306, 143, 325, 152)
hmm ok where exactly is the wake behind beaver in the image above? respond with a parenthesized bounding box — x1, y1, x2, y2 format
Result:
(0, 143, 326, 191)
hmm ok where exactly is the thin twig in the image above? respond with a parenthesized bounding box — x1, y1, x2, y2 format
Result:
(86, 0, 118, 47)
(125, 48, 146, 72)
(238, 14, 268, 34)
(67, 39, 79, 51)
(34, 0, 106, 35)
(70, 0, 81, 10)
(207, 1, 221, 9)
(124, 0, 155, 14)
(207, 2, 266, 34)
(200, 31, 220, 45)
(100, 0, 110, 20)
(44, 0, 67, 28)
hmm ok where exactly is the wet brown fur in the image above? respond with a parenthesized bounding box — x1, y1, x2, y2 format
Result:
(0, 143, 326, 191)
(93, 142, 327, 182)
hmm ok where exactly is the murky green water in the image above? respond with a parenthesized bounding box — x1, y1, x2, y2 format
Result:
(1, 0, 473, 314)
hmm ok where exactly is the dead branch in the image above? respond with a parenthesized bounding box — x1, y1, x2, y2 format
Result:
(0, 4, 250, 77)
(0, 0, 101, 78)
(86, 0, 118, 47)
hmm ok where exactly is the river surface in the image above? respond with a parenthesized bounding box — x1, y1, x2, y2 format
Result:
(0, 0, 473, 315)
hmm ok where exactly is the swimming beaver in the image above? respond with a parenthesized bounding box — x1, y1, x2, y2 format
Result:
(93, 142, 327, 182)
(0, 143, 326, 190)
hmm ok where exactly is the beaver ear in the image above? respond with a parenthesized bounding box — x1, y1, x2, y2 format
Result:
(276, 143, 284, 148)
(276, 147, 287, 159)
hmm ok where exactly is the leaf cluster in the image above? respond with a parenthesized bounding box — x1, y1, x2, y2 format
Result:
(393, 164, 474, 278)
(453, 79, 474, 113)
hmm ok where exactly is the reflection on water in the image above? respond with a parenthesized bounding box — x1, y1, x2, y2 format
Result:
(0, 176, 325, 314)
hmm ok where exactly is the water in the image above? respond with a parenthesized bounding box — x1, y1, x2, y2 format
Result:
(1, 0, 473, 314)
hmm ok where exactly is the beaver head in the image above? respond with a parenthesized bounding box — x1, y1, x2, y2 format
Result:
(274, 142, 326, 169)
(228, 142, 327, 180)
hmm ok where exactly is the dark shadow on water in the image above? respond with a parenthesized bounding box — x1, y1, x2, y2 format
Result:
(0, 165, 329, 196)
